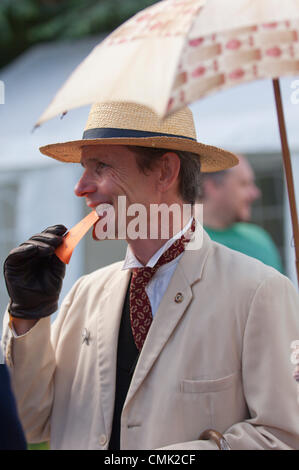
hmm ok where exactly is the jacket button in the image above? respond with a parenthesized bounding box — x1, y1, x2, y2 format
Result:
(99, 434, 107, 446)
(175, 292, 184, 303)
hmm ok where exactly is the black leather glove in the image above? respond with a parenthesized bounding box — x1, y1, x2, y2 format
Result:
(3, 225, 67, 319)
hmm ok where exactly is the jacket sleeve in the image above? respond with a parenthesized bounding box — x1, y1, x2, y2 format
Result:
(161, 273, 299, 450)
(1, 276, 85, 444)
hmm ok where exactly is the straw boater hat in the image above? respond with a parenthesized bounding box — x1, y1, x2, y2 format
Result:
(39, 102, 238, 172)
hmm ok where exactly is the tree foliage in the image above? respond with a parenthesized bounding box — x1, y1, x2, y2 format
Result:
(0, 0, 158, 69)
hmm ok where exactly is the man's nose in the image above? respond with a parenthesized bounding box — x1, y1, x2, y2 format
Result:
(250, 183, 261, 201)
(74, 173, 97, 197)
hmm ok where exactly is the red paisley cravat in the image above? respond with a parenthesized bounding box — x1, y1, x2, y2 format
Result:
(129, 219, 195, 351)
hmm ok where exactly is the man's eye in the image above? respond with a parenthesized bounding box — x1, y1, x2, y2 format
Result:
(96, 162, 108, 172)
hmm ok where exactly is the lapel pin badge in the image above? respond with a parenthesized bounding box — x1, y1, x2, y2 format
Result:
(82, 328, 91, 345)
(175, 292, 184, 303)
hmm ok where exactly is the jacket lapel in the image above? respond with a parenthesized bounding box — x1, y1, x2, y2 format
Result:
(96, 267, 131, 437)
(124, 227, 212, 407)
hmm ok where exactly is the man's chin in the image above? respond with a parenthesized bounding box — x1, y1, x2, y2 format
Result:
(92, 218, 126, 241)
(92, 223, 118, 241)
(92, 204, 119, 240)
(235, 212, 251, 223)
(92, 224, 103, 240)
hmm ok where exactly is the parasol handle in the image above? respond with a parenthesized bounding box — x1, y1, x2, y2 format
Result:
(199, 429, 231, 450)
(272, 78, 299, 287)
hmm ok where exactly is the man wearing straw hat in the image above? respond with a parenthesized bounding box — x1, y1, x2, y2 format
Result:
(2, 102, 299, 450)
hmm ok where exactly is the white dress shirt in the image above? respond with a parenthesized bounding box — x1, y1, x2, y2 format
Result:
(122, 218, 192, 317)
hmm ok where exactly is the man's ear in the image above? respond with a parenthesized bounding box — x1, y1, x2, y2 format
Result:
(156, 152, 181, 193)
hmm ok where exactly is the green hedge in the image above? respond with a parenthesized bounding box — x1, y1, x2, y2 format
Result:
(0, 0, 158, 69)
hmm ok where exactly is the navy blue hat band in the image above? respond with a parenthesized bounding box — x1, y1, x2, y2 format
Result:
(83, 127, 196, 141)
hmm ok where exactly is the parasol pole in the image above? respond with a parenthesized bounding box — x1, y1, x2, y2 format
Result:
(272, 78, 299, 286)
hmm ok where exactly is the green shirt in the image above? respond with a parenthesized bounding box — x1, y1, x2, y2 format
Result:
(204, 223, 283, 273)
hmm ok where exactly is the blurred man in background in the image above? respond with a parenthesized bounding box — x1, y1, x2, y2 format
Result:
(200, 154, 283, 272)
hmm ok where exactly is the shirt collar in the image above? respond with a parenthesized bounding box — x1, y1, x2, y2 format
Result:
(122, 218, 193, 270)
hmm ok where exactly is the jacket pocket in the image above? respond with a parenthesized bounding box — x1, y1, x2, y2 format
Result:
(181, 372, 238, 393)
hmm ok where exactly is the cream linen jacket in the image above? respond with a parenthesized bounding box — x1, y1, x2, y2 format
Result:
(2, 230, 299, 450)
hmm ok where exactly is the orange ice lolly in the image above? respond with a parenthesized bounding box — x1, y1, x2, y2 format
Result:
(55, 211, 100, 264)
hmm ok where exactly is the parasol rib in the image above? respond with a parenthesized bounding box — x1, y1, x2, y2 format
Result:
(272, 78, 299, 286)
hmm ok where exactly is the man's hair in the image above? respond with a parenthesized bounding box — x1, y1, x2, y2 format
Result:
(127, 146, 202, 205)
(202, 170, 230, 185)
(200, 168, 230, 202)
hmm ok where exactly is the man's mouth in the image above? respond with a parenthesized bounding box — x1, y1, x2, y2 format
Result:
(86, 199, 112, 208)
